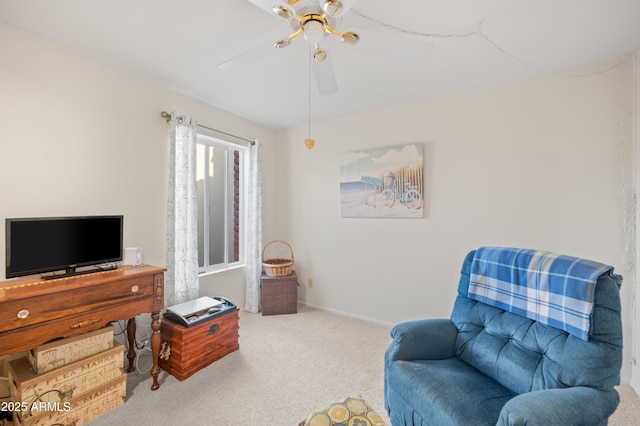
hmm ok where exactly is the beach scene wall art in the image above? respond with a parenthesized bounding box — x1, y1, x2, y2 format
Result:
(340, 143, 424, 218)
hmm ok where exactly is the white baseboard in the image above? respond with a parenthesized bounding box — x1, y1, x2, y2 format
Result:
(298, 300, 395, 328)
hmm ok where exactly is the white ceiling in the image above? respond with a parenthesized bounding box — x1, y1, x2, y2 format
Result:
(2, 0, 640, 130)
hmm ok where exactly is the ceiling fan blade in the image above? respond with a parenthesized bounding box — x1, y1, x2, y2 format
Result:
(350, 28, 433, 63)
(311, 54, 338, 96)
(218, 40, 280, 70)
(247, 0, 294, 18)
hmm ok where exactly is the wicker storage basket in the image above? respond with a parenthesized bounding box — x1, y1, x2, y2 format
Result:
(262, 240, 294, 277)
(261, 271, 298, 315)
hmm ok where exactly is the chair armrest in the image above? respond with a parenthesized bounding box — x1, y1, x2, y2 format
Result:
(497, 387, 620, 426)
(385, 318, 457, 363)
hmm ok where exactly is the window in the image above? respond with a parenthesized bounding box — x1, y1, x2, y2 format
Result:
(196, 134, 247, 273)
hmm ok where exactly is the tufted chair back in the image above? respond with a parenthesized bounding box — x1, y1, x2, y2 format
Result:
(450, 250, 622, 395)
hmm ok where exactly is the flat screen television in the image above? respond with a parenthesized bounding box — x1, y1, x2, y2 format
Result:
(5, 215, 123, 279)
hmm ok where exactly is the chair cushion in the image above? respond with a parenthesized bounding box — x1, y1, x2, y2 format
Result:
(386, 358, 516, 426)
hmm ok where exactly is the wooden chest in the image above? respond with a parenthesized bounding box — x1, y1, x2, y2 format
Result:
(261, 271, 298, 315)
(159, 308, 239, 381)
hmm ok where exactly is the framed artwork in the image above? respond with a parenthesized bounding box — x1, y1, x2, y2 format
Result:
(340, 143, 424, 218)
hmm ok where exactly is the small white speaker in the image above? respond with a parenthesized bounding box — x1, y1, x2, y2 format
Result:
(123, 247, 142, 266)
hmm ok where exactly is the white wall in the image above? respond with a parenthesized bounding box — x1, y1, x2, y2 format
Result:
(0, 23, 278, 306)
(278, 59, 635, 383)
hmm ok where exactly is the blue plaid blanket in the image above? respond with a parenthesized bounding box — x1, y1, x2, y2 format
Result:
(468, 247, 620, 341)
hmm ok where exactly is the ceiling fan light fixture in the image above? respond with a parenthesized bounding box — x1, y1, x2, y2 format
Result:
(313, 48, 327, 62)
(274, 39, 291, 49)
(272, 5, 293, 19)
(322, 0, 342, 17)
(303, 19, 325, 44)
(341, 31, 360, 45)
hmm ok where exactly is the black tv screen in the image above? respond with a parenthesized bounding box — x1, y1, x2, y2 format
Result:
(5, 215, 123, 279)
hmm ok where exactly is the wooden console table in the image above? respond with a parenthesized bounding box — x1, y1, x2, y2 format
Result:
(0, 265, 165, 390)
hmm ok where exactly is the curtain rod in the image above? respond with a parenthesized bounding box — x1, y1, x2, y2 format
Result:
(160, 111, 255, 145)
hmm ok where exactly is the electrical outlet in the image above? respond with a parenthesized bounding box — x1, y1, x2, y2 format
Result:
(308, 278, 313, 288)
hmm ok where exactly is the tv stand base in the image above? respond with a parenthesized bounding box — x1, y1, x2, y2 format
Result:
(41, 264, 118, 280)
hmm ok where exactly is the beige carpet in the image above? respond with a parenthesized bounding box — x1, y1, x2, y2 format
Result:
(88, 305, 639, 425)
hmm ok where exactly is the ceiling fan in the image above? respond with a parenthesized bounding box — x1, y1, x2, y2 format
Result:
(219, 0, 432, 96)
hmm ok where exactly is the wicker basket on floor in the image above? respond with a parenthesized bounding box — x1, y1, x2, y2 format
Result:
(262, 240, 294, 277)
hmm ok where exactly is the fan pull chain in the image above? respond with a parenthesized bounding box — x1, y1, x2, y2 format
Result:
(304, 46, 315, 150)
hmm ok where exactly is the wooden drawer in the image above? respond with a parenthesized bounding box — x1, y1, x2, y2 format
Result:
(0, 298, 156, 356)
(159, 309, 239, 381)
(0, 276, 154, 333)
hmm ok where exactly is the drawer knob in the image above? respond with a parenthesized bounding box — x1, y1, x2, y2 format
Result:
(131, 285, 139, 292)
(17, 309, 30, 319)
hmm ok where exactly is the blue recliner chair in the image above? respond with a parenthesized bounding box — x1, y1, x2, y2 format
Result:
(384, 247, 623, 425)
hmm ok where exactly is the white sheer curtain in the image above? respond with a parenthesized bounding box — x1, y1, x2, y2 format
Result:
(245, 139, 263, 313)
(165, 112, 200, 307)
